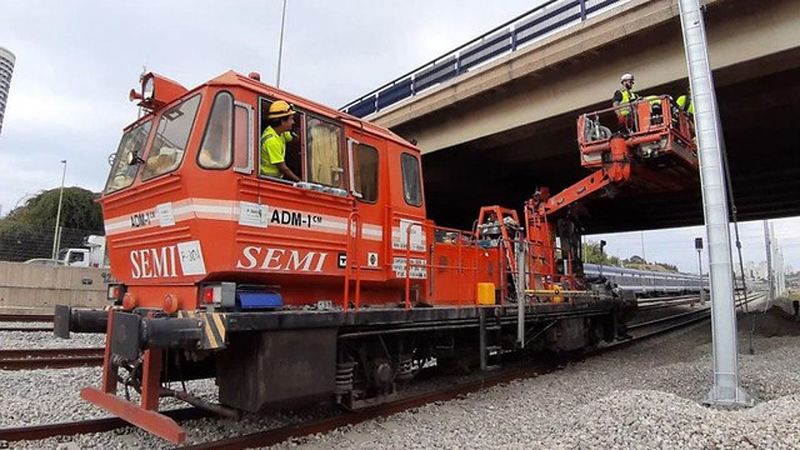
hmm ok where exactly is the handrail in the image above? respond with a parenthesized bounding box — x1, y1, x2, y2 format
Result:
(343, 211, 362, 311)
(403, 222, 424, 310)
(395, 218, 481, 307)
(341, 0, 625, 118)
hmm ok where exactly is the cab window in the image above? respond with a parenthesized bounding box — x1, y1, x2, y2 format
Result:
(198, 92, 232, 169)
(401, 152, 422, 206)
(104, 120, 152, 194)
(353, 143, 379, 202)
(142, 94, 201, 181)
(259, 98, 302, 180)
(233, 103, 252, 173)
(306, 116, 345, 188)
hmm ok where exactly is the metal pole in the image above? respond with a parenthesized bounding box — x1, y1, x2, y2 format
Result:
(695, 237, 704, 304)
(51, 160, 67, 260)
(678, 0, 752, 406)
(771, 223, 778, 297)
(640, 231, 646, 261)
(697, 250, 703, 276)
(764, 220, 774, 305)
(697, 249, 706, 304)
(276, 0, 288, 88)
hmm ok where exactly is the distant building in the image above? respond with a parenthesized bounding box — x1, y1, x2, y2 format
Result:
(0, 46, 15, 136)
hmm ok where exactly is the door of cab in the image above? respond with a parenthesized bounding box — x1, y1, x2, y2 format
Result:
(346, 134, 386, 279)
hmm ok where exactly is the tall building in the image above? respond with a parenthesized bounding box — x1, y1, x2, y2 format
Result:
(0, 46, 15, 136)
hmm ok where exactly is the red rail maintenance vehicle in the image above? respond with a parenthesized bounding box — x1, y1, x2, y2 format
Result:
(56, 71, 697, 443)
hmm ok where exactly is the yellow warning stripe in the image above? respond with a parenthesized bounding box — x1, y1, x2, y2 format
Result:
(211, 313, 226, 343)
(176, 310, 226, 349)
(204, 319, 219, 348)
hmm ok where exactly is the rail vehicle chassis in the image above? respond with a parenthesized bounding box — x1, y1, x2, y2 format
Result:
(57, 294, 634, 443)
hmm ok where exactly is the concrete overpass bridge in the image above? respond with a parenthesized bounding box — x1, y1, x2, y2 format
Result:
(343, 0, 800, 233)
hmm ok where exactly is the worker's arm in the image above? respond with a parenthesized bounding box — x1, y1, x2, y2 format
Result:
(612, 90, 623, 107)
(277, 162, 301, 182)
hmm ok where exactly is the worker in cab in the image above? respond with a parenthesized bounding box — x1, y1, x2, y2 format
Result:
(676, 87, 694, 116)
(260, 100, 301, 182)
(612, 73, 638, 131)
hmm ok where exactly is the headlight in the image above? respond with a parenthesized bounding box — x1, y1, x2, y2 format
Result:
(142, 76, 155, 100)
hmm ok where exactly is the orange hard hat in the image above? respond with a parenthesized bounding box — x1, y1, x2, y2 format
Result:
(268, 100, 295, 119)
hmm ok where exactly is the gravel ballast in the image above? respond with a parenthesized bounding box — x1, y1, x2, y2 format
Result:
(0, 330, 105, 349)
(274, 304, 800, 449)
(3, 302, 799, 449)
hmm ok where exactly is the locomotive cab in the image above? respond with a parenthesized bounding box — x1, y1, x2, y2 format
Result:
(103, 71, 430, 312)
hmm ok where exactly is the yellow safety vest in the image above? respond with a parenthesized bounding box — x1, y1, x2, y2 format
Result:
(677, 95, 694, 115)
(259, 126, 294, 177)
(618, 89, 638, 117)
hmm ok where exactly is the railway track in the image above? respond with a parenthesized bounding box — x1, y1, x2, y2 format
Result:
(0, 314, 54, 323)
(0, 348, 104, 370)
(0, 408, 207, 442)
(0, 313, 55, 332)
(0, 294, 763, 447)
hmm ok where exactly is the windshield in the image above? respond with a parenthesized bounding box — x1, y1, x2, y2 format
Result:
(104, 120, 153, 194)
(142, 94, 201, 180)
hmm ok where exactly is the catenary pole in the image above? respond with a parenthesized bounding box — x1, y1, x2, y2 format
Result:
(677, 0, 752, 406)
(276, 0, 288, 88)
(51, 160, 67, 260)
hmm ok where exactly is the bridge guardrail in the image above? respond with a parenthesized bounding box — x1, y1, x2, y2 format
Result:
(341, 0, 625, 118)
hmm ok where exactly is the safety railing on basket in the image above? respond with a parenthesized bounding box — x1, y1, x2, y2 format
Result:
(341, 0, 625, 118)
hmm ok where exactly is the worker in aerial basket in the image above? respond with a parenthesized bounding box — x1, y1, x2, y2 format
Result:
(260, 100, 301, 181)
(676, 86, 695, 116)
(612, 73, 638, 131)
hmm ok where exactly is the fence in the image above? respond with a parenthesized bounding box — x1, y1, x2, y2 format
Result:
(0, 223, 103, 263)
(341, 0, 625, 118)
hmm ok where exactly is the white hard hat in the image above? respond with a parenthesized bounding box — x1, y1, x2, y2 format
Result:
(621, 73, 634, 82)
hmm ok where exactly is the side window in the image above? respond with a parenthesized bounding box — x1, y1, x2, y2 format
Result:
(142, 94, 201, 180)
(198, 92, 232, 169)
(306, 116, 344, 188)
(353, 142, 379, 202)
(401, 152, 422, 206)
(259, 98, 303, 180)
(233, 103, 252, 173)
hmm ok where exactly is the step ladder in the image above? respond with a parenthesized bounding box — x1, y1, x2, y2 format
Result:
(479, 308, 503, 371)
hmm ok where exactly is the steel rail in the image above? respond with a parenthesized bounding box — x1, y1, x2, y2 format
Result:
(0, 314, 54, 323)
(0, 408, 207, 442)
(0, 347, 104, 370)
(0, 326, 54, 332)
(628, 293, 765, 333)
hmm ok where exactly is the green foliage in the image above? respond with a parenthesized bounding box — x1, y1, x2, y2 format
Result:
(582, 240, 621, 266)
(0, 187, 103, 261)
(4, 187, 103, 231)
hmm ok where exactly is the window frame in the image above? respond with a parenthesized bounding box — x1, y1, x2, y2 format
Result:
(348, 138, 379, 204)
(257, 96, 303, 185)
(233, 100, 255, 175)
(103, 119, 154, 194)
(400, 152, 423, 207)
(197, 90, 234, 171)
(141, 93, 202, 182)
(304, 111, 346, 189)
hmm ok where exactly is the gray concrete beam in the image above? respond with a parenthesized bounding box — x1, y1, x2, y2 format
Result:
(374, 0, 800, 155)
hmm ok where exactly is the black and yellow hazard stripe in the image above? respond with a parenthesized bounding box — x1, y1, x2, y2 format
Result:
(178, 310, 227, 349)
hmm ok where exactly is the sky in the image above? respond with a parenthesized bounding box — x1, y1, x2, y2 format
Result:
(0, 0, 797, 274)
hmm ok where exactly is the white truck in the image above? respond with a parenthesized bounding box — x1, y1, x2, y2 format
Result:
(60, 235, 108, 268)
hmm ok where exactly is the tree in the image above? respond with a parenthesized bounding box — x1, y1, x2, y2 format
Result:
(0, 187, 103, 261)
(624, 255, 647, 265)
(5, 187, 103, 231)
(582, 240, 621, 266)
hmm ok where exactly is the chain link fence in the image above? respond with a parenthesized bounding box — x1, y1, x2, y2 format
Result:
(0, 222, 103, 262)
